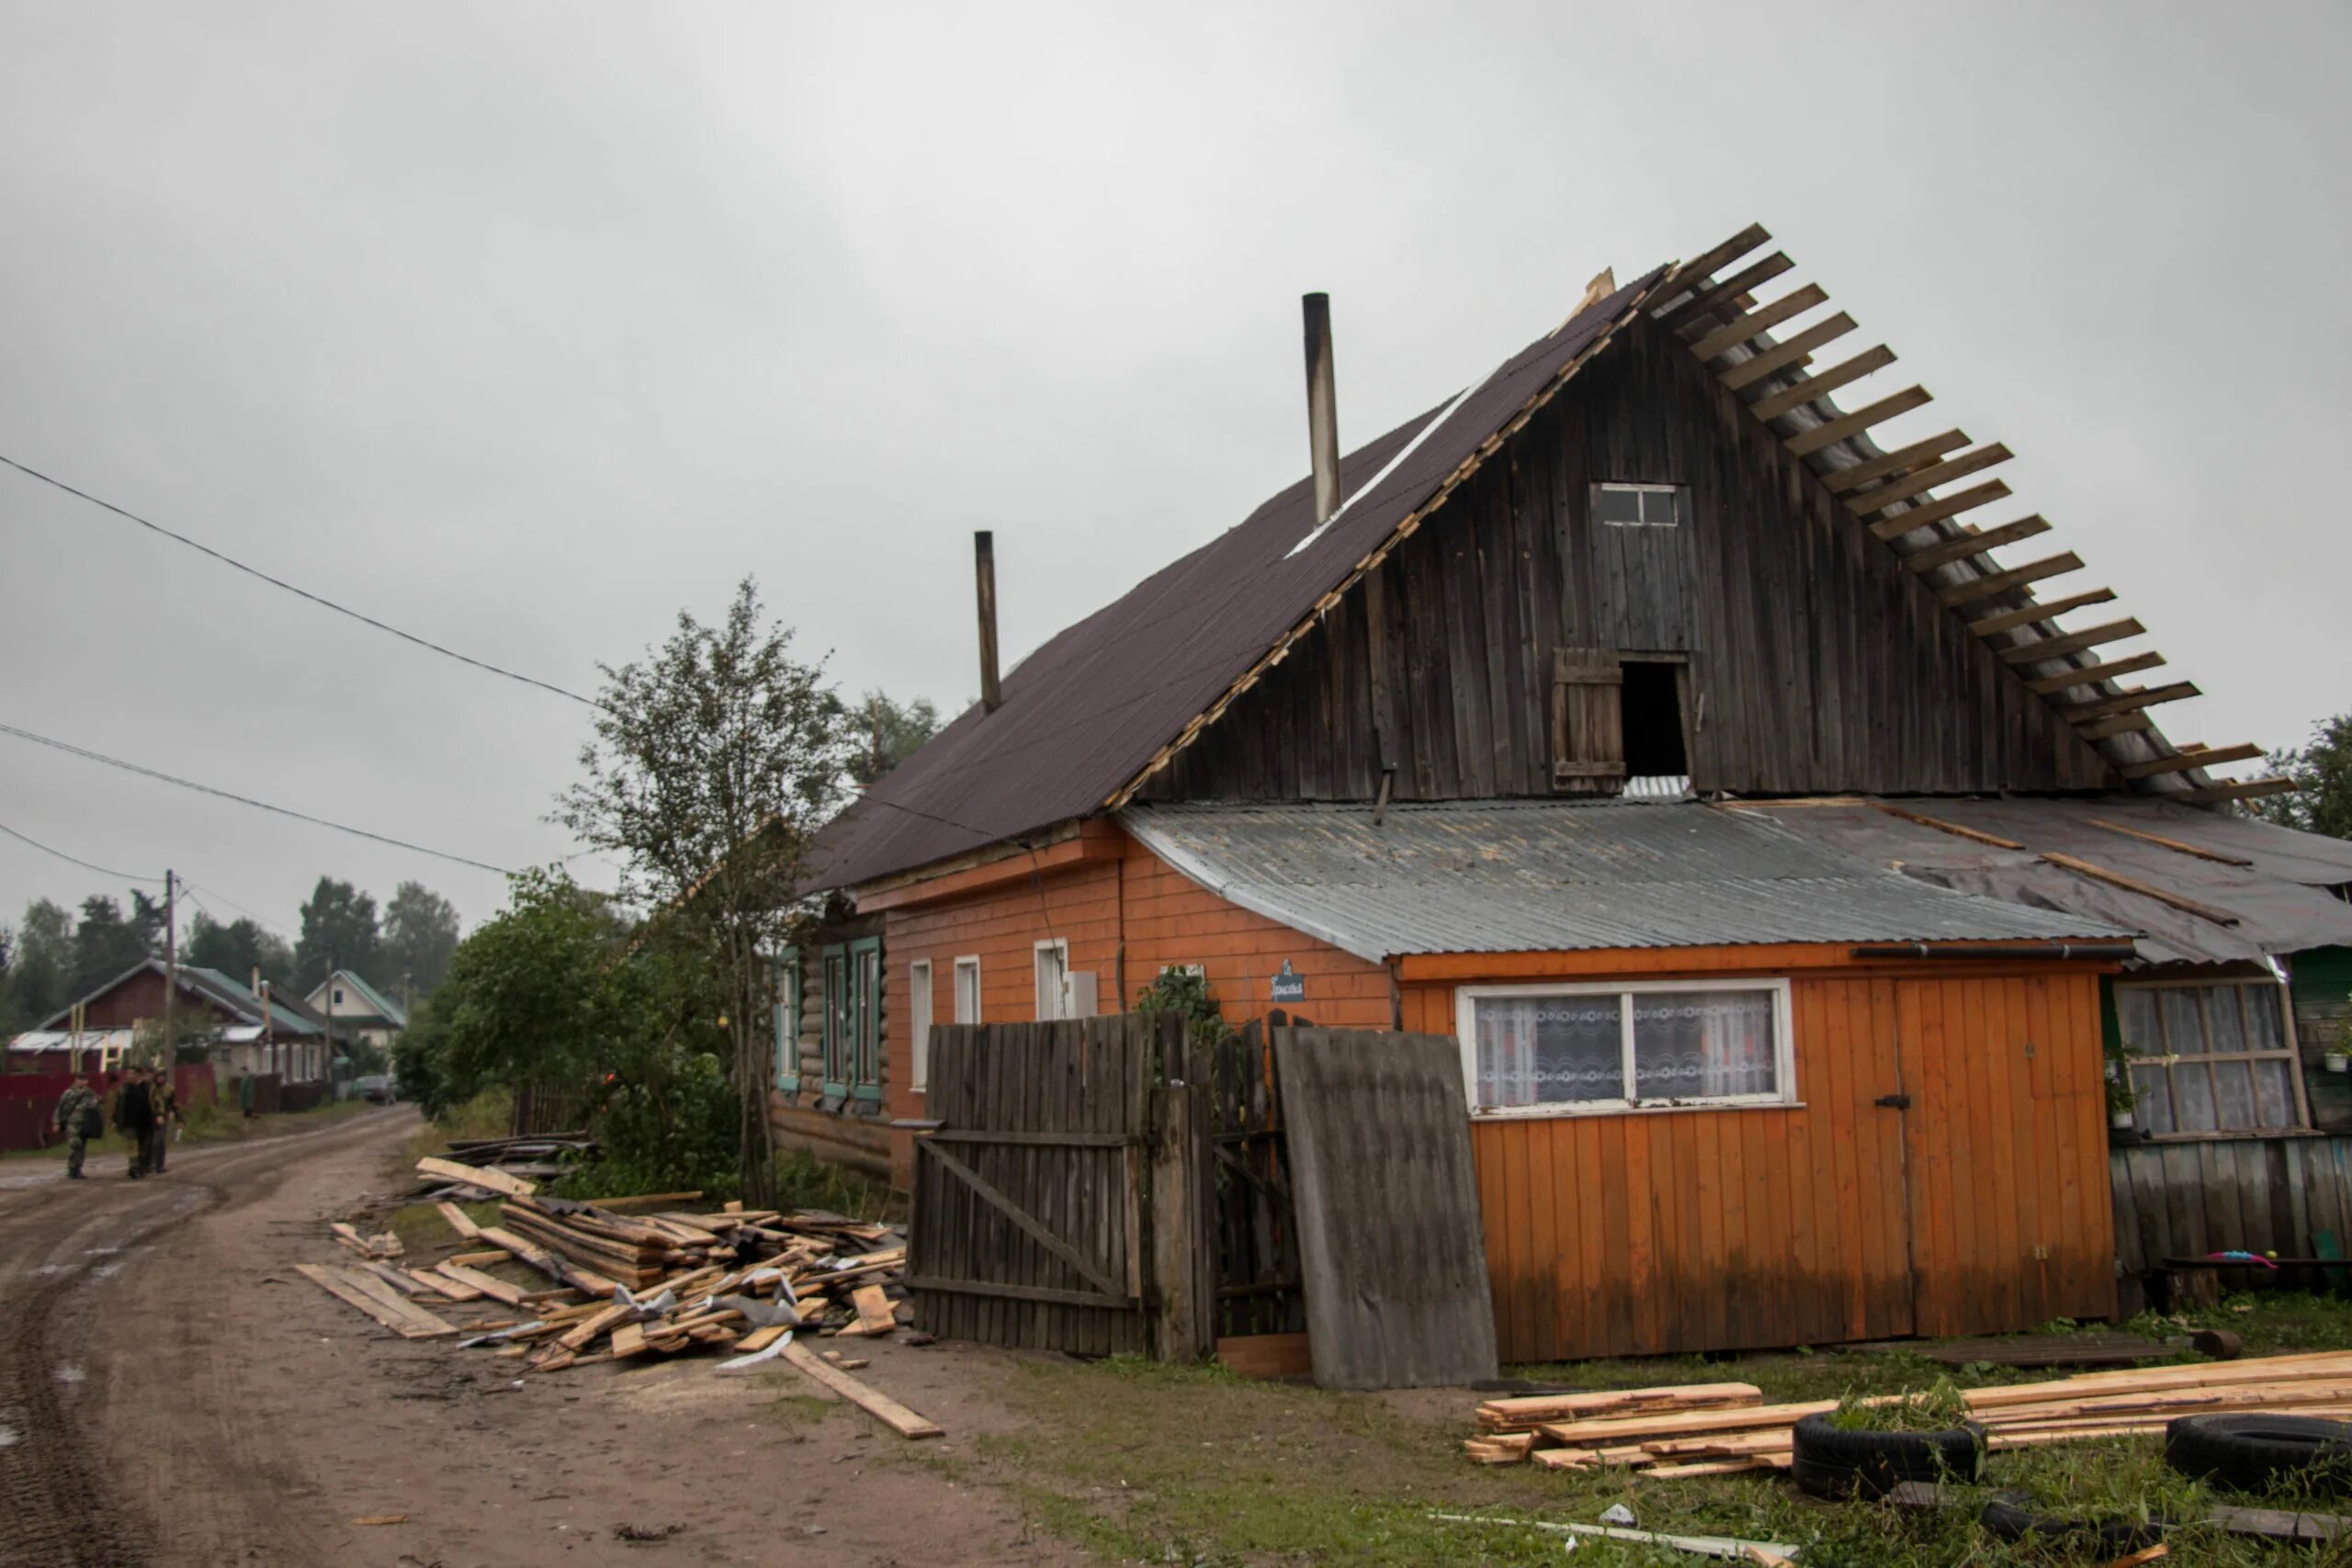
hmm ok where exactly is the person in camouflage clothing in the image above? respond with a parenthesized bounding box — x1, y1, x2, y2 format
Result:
(52, 1072, 104, 1179)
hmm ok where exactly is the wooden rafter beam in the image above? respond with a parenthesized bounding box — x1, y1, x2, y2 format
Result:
(1998, 617, 2143, 665)
(2058, 682, 2200, 724)
(1655, 223, 1771, 308)
(1904, 515, 2050, 573)
(1848, 445, 2013, 514)
(1786, 385, 1933, 457)
(1716, 312, 1857, 390)
(1691, 285, 1829, 361)
(2025, 650, 2167, 694)
(2118, 743, 2260, 780)
(2086, 817, 2254, 867)
(1658, 252, 1793, 327)
(2078, 711, 2156, 741)
(1937, 551, 2084, 608)
(2183, 777, 2298, 805)
(1747, 345, 1896, 422)
(1869, 481, 2014, 540)
(1823, 430, 1970, 494)
(2041, 852, 2240, 925)
(1968, 588, 2117, 638)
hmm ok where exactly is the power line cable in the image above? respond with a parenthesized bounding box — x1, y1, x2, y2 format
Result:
(0, 453, 599, 708)
(0, 720, 514, 876)
(0, 818, 160, 885)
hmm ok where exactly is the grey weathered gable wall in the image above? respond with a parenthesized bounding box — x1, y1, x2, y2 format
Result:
(1144, 313, 2117, 802)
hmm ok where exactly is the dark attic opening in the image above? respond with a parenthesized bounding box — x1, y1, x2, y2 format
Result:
(1621, 660, 1688, 779)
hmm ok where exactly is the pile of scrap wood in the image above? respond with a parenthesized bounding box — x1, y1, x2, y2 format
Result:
(1465, 1351, 2352, 1479)
(411, 1137, 593, 1201)
(294, 1156, 936, 1438)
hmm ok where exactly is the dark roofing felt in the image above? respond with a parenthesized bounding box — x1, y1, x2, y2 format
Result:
(1120, 800, 2125, 961)
(811, 270, 1668, 891)
(1743, 797, 2352, 966)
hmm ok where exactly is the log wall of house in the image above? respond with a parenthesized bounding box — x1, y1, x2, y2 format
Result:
(1400, 955, 2116, 1362)
(1146, 313, 2118, 804)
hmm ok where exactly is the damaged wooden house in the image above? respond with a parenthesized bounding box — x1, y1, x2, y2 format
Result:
(787, 221, 2349, 1361)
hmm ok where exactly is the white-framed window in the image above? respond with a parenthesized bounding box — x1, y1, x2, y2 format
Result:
(909, 959, 933, 1094)
(2118, 977, 2306, 1136)
(1453, 978, 1793, 1116)
(1035, 938, 1071, 1021)
(1593, 481, 1683, 528)
(953, 955, 981, 1024)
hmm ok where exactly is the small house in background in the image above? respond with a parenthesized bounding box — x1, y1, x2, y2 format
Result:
(303, 968, 409, 1054)
(792, 220, 2331, 1359)
(34, 957, 332, 1084)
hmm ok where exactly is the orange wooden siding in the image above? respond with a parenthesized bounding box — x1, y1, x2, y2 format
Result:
(877, 828, 1389, 1181)
(1408, 967, 2114, 1362)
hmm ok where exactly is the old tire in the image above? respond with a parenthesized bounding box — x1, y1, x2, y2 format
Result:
(2165, 1415, 2352, 1495)
(1977, 1499, 2167, 1552)
(1790, 1414, 1984, 1499)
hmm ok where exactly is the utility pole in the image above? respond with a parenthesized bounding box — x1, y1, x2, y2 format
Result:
(162, 869, 176, 1072)
(323, 947, 334, 1089)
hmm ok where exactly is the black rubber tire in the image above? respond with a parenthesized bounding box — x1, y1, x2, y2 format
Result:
(1790, 1414, 1984, 1499)
(2165, 1415, 2352, 1495)
(1976, 1499, 2168, 1552)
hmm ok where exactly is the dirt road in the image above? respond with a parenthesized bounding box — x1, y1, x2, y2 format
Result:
(0, 1110, 1091, 1568)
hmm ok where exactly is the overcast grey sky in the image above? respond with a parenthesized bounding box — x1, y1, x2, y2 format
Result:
(4, 0, 2347, 945)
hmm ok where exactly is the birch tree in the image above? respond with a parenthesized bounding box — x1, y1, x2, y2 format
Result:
(556, 578, 851, 1200)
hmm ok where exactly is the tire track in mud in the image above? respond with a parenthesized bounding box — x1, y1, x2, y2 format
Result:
(0, 1114, 401, 1567)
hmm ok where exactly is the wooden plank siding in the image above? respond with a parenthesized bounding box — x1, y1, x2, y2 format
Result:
(1143, 313, 2115, 805)
(1402, 965, 2115, 1363)
(2110, 1134, 2352, 1276)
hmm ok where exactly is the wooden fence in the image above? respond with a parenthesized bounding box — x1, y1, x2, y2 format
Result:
(906, 1012, 1214, 1359)
(2112, 1134, 2352, 1305)
(1197, 1021, 1306, 1341)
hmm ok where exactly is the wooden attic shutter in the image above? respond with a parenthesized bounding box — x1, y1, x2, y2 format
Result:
(1552, 648, 1626, 794)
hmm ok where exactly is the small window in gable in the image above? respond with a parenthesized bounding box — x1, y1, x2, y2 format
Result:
(1595, 482, 1683, 527)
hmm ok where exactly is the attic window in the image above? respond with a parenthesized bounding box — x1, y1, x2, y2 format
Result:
(1596, 482, 1683, 528)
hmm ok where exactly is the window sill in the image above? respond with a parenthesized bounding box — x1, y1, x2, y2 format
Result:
(1472, 1100, 1804, 1122)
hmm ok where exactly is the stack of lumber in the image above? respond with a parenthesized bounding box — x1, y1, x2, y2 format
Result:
(1464, 1351, 2352, 1479)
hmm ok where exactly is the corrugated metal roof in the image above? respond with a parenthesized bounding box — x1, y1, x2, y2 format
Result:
(1746, 797, 2352, 966)
(1119, 800, 2126, 962)
(809, 269, 1670, 892)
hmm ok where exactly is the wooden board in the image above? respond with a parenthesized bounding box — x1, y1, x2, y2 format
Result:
(435, 1201, 482, 1239)
(1216, 1332, 1311, 1381)
(416, 1156, 537, 1199)
(407, 1268, 484, 1303)
(294, 1263, 457, 1338)
(779, 1341, 943, 1438)
(1275, 1027, 1498, 1390)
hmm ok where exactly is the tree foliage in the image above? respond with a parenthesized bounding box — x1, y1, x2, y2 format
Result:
(554, 577, 853, 1201)
(70, 893, 163, 994)
(392, 869, 739, 1199)
(845, 690, 942, 788)
(383, 881, 461, 998)
(2256, 714, 2352, 840)
(186, 910, 296, 990)
(295, 876, 381, 989)
(5, 898, 73, 1026)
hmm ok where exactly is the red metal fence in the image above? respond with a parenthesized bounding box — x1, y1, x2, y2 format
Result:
(0, 1066, 220, 1153)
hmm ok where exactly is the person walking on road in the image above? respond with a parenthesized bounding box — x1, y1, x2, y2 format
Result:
(115, 1066, 156, 1179)
(51, 1072, 104, 1179)
(147, 1072, 177, 1175)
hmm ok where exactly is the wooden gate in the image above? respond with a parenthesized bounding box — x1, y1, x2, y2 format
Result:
(907, 1012, 1212, 1358)
(1198, 1021, 1306, 1341)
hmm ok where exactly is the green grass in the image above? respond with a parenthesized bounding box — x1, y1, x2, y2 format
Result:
(916, 1299, 2352, 1567)
(401, 1089, 514, 1167)
(769, 1146, 901, 1222)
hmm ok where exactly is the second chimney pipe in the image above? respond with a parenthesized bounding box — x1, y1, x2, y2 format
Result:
(1302, 292, 1341, 525)
(975, 530, 1002, 713)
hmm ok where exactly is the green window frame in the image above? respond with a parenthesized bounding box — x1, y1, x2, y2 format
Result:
(775, 946, 800, 1094)
(819, 937, 886, 1106)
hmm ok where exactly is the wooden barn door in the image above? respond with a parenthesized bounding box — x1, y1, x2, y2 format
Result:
(1892, 974, 2116, 1337)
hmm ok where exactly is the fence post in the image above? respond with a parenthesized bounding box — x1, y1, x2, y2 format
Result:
(1150, 1074, 1215, 1361)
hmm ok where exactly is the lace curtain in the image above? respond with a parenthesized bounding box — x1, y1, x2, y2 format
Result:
(1473, 988, 1778, 1109)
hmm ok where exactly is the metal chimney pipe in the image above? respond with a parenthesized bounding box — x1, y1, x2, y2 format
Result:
(975, 530, 1002, 713)
(1301, 292, 1341, 525)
